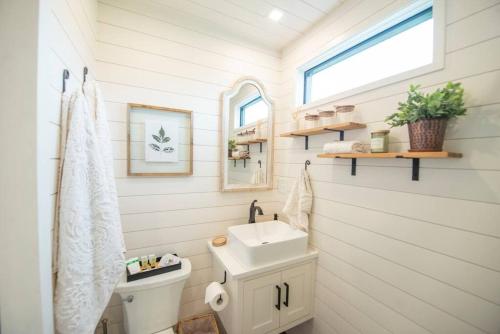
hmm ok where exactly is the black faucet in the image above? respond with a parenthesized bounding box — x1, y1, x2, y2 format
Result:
(248, 200, 264, 224)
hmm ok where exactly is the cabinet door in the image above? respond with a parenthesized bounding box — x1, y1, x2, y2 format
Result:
(242, 272, 281, 334)
(279, 262, 313, 326)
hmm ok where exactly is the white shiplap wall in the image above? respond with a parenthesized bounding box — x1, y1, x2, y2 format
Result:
(48, 0, 97, 229)
(95, 1, 281, 332)
(278, 1, 500, 334)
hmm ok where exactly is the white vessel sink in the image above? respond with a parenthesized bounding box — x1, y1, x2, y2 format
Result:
(228, 221, 308, 267)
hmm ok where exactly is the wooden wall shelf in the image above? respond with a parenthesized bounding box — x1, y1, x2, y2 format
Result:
(236, 138, 267, 144)
(317, 151, 462, 181)
(318, 152, 462, 159)
(236, 138, 267, 152)
(280, 122, 366, 149)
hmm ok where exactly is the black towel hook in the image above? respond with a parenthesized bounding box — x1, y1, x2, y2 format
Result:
(82, 66, 88, 88)
(258, 160, 262, 169)
(62, 69, 69, 93)
(305, 160, 311, 170)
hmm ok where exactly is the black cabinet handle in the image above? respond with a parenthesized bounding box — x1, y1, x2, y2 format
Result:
(284, 282, 289, 307)
(275, 285, 281, 310)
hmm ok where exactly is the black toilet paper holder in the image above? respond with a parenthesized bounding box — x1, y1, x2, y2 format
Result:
(219, 271, 227, 285)
(217, 271, 227, 304)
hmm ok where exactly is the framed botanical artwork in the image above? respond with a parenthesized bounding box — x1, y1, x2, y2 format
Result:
(127, 103, 193, 176)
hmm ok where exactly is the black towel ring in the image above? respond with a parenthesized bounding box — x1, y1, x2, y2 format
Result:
(305, 160, 311, 170)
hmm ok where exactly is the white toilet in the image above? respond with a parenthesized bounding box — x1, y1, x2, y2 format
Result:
(115, 258, 192, 334)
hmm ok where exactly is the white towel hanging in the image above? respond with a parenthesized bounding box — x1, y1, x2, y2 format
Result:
(282, 168, 313, 231)
(52, 90, 74, 276)
(55, 84, 125, 334)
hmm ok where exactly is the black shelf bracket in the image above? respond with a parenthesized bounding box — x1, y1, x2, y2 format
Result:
(324, 129, 345, 141)
(412, 158, 420, 181)
(336, 156, 357, 176)
(259, 142, 263, 152)
(232, 158, 248, 168)
(294, 129, 345, 150)
(396, 155, 420, 181)
(291, 134, 309, 150)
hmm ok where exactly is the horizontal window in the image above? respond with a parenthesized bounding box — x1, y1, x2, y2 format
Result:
(238, 96, 267, 127)
(303, 6, 433, 104)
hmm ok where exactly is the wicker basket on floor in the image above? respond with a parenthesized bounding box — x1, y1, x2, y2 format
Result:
(178, 313, 220, 334)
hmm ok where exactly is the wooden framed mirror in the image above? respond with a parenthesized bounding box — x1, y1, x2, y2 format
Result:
(220, 78, 274, 191)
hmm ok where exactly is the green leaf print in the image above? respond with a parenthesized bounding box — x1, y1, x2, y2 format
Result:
(149, 143, 160, 151)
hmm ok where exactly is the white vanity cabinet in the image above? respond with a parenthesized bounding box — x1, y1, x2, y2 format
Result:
(242, 262, 313, 334)
(242, 271, 281, 334)
(209, 242, 317, 334)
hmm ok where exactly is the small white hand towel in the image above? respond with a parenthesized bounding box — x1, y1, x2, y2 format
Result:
(252, 168, 264, 185)
(282, 169, 313, 231)
(323, 140, 367, 154)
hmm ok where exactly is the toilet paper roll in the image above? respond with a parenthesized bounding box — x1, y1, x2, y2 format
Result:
(204, 282, 229, 312)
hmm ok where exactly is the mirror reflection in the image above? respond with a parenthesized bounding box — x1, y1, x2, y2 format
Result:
(222, 80, 272, 190)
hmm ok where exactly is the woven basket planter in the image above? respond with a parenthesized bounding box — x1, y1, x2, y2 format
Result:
(408, 118, 447, 152)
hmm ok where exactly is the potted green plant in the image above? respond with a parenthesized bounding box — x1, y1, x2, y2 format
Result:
(385, 82, 467, 151)
(228, 139, 237, 158)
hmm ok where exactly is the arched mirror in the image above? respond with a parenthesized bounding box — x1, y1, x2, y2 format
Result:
(221, 78, 273, 191)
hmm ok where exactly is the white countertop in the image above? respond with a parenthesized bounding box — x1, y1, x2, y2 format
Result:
(208, 240, 318, 279)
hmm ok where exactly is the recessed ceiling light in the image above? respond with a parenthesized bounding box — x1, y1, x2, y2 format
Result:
(268, 9, 283, 22)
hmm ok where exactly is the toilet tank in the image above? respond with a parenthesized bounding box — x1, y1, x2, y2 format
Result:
(116, 258, 192, 334)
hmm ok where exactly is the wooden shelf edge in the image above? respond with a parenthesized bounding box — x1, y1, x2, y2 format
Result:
(228, 157, 251, 160)
(317, 151, 462, 159)
(280, 122, 366, 137)
(236, 138, 267, 145)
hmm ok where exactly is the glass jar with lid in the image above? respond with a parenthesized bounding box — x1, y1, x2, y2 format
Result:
(304, 114, 320, 129)
(335, 105, 355, 123)
(318, 110, 335, 126)
(371, 130, 390, 153)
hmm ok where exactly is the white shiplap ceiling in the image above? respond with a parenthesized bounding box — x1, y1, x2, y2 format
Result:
(151, 0, 342, 52)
